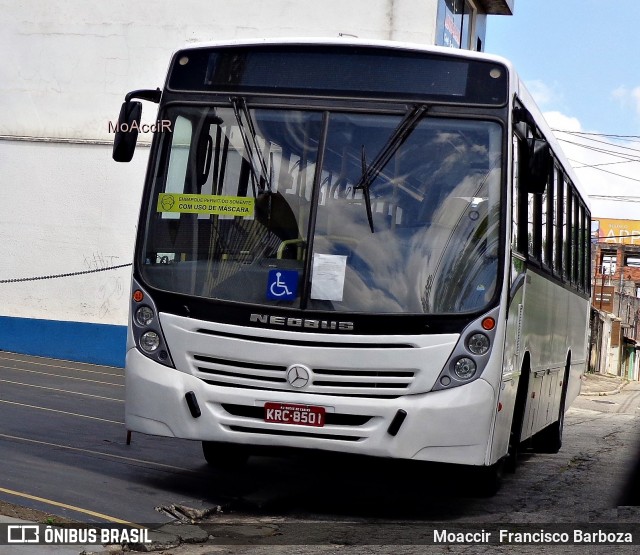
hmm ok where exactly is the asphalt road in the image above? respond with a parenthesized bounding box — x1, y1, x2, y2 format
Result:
(1, 350, 640, 548)
(0, 351, 218, 524)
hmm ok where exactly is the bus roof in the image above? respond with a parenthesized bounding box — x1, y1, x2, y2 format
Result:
(171, 36, 515, 66)
(166, 36, 588, 210)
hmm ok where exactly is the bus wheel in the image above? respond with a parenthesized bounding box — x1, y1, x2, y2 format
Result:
(202, 441, 249, 469)
(533, 407, 564, 454)
(472, 459, 504, 497)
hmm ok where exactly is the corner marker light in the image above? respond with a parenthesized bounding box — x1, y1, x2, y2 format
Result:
(481, 317, 496, 331)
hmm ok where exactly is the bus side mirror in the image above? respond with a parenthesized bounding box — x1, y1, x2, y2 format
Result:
(112, 101, 143, 162)
(523, 138, 551, 194)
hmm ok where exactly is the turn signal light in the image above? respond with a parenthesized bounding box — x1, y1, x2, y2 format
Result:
(133, 290, 144, 302)
(481, 317, 495, 330)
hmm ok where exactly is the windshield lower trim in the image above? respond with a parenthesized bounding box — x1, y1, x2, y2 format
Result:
(135, 278, 491, 336)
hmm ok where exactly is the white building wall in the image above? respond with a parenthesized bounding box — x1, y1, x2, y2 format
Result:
(0, 0, 493, 365)
(0, 140, 148, 324)
(1, 0, 439, 142)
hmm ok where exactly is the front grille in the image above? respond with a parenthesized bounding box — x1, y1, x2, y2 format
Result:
(195, 328, 414, 349)
(194, 356, 287, 384)
(193, 354, 416, 398)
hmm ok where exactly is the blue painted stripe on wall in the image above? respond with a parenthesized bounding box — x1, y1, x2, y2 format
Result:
(0, 316, 126, 367)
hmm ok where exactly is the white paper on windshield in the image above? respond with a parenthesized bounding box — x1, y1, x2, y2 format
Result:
(311, 254, 347, 301)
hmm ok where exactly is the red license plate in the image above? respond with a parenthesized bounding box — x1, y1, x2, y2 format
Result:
(264, 402, 326, 427)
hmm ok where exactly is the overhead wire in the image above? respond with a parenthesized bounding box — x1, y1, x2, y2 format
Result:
(556, 138, 640, 161)
(554, 133, 640, 155)
(589, 195, 640, 202)
(552, 129, 640, 142)
(569, 159, 636, 169)
(547, 128, 640, 185)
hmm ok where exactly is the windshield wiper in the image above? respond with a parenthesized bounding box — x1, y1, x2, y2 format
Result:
(230, 97, 273, 195)
(355, 104, 428, 233)
(359, 145, 375, 233)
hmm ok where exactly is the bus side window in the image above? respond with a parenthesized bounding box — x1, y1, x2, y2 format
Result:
(512, 135, 529, 257)
(553, 167, 563, 276)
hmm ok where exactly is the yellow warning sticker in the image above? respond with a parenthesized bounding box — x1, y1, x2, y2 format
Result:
(157, 193, 255, 217)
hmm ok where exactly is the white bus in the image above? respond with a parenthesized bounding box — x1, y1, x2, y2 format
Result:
(113, 38, 591, 491)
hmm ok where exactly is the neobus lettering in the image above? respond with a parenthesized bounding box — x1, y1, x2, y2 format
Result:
(249, 313, 354, 331)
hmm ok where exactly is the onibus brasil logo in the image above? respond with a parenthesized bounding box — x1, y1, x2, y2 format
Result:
(6, 524, 151, 545)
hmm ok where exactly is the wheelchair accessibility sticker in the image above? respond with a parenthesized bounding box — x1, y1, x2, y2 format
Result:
(267, 270, 298, 301)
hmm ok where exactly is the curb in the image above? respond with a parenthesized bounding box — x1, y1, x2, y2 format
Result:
(580, 380, 629, 397)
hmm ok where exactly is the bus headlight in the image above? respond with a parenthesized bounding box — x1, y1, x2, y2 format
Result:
(135, 306, 155, 326)
(130, 280, 174, 368)
(140, 331, 160, 353)
(453, 357, 477, 380)
(431, 308, 498, 392)
(467, 333, 490, 356)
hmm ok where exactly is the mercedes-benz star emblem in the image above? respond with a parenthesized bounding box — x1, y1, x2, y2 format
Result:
(286, 364, 311, 389)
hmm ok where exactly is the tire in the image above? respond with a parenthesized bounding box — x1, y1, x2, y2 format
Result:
(202, 441, 249, 469)
(533, 405, 564, 454)
(471, 459, 505, 497)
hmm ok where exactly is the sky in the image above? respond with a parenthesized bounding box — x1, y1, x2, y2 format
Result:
(485, 0, 640, 220)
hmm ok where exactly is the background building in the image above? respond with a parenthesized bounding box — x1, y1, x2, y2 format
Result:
(591, 218, 640, 380)
(0, 0, 513, 366)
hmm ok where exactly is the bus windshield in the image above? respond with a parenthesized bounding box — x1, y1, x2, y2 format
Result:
(141, 102, 502, 314)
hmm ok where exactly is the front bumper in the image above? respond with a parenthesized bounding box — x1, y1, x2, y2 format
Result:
(125, 348, 497, 466)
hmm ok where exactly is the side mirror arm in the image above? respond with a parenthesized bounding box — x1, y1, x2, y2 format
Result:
(125, 88, 162, 104)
